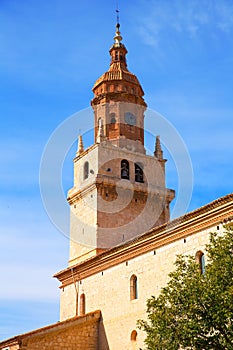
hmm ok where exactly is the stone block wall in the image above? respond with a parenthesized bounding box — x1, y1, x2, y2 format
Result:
(0, 311, 100, 350)
(60, 224, 220, 350)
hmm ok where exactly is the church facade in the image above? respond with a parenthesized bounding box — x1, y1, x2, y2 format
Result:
(1, 22, 233, 350)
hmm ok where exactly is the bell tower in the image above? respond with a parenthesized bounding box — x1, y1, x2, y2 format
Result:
(67, 22, 175, 266)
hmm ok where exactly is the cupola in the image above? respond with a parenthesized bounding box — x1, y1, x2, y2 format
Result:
(91, 22, 147, 150)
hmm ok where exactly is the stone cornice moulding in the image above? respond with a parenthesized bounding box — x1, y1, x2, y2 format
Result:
(54, 193, 233, 286)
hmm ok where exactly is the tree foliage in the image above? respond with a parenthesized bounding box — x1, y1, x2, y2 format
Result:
(138, 227, 233, 349)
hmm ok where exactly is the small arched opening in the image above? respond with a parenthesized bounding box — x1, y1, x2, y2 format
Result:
(79, 293, 86, 316)
(195, 250, 205, 274)
(130, 274, 138, 300)
(130, 329, 138, 349)
(121, 159, 130, 180)
(135, 163, 144, 183)
(131, 330, 137, 341)
(83, 161, 89, 180)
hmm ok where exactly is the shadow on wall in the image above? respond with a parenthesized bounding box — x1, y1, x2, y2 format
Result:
(99, 315, 110, 350)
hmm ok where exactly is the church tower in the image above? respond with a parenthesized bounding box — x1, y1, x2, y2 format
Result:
(67, 22, 175, 266)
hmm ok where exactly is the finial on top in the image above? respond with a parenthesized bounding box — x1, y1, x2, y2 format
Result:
(114, 2, 122, 46)
(76, 134, 84, 157)
(96, 118, 105, 143)
(154, 135, 164, 161)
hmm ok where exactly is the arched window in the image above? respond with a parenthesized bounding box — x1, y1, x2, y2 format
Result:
(110, 113, 116, 124)
(83, 161, 89, 180)
(131, 330, 137, 341)
(80, 293, 86, 316)
(135, 163, 144, 183)
(121, 160, 129, 180)
(195, 250, 205, 274)
(115, 51, 118, 60)
(130, 275, 138, 300)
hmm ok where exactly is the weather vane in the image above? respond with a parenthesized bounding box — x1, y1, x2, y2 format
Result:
(116, 1, 120, 25)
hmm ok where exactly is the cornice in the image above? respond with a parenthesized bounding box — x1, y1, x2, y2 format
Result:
(68, 175, 175, 204)
(73, 143, 98, 163)
(91, 92, 146, 107)
(67, 183, 97, 204)
(55, 193, 233, 287)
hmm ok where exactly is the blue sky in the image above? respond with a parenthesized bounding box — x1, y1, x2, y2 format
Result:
(0, 0, 233, 340)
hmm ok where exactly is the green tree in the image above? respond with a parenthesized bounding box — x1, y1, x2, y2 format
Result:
(138, 227, 233, 350)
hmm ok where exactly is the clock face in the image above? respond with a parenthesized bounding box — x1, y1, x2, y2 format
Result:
(124, 112, 136, 126)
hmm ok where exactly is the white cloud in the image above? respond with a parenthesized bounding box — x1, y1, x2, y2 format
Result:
(215, 1, 233, 32)
(134, 0, 233, 47)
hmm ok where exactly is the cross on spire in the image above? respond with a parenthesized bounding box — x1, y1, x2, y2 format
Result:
(114, 3, 122, 47)
(116, 1, 120, 25)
